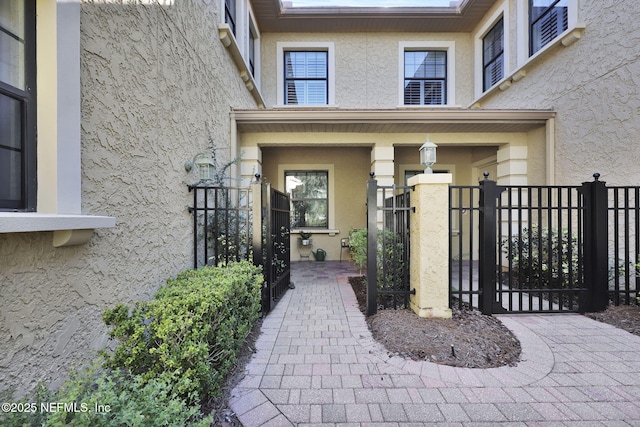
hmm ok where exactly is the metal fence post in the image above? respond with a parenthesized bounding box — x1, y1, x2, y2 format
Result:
(478, 173, 502, 315)
(581, 173, 609, 312)
(366, 174, 378, 316)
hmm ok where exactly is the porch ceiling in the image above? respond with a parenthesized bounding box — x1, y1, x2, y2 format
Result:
(233, 109, 555, 134)
(251, 0, 500, 33)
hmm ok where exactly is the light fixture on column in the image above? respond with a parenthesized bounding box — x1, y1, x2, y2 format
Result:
(419, 136, 438, 174)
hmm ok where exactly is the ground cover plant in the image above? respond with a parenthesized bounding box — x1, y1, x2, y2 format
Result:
(0, 261, 262, 427)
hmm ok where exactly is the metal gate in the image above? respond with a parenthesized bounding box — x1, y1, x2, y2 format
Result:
(366, 175, 413, 316)
(450, 173, 639, 314)
(252, 181, 292, 313)
(188, 177, 291, 313)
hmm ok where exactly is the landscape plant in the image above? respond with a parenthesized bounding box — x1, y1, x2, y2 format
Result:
(1, 261, 262, 426)
(501, 226, 580, 289)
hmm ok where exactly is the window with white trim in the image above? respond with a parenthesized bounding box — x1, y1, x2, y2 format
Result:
(225, 0, 236, 35)
(284, 51, 328, 105)
(0, 0, 36, 211)
(276, 42, 335, 107)
(529, 0, 568, 55)
(285, 170, 328, 229)
(483, 17, 504, 91)
(399, 41, 455, 106)
(404, 50, 447, 105)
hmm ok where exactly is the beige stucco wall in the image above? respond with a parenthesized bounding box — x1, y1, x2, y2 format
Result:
(0, 0, 256, 396)
(261, 146, 370, 261)
(477, 0, 640, 186)
(260, 32, 474, 109)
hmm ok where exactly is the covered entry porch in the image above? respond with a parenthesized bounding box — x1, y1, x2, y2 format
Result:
(232, 108, 555, 261)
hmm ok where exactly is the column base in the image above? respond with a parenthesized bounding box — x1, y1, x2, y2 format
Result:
(410, 303, 452, 319)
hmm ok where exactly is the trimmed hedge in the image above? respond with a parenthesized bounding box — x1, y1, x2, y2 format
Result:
(102, 261, 263, 405)
(1, 261, 262, 426)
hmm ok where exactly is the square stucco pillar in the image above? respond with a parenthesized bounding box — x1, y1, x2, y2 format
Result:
(408, 173, 453, 318)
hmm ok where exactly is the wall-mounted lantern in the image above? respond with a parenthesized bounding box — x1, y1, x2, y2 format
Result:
(419, 136, 438, 174)
(185, 153, 215, 182)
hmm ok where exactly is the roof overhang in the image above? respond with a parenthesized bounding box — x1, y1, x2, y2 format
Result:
(251, 0, 499, 32)
(233, 109, 555, 134)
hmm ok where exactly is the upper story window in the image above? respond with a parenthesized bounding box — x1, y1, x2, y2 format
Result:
(225, 0, 236, 35)
(404, 50, 447, 105)
(248, 26, 256, 76)
(483, 17, 504, 91)
(284, 51, 328, 105)
(0, 0, 36, 211)
(530, 0, 568, 55)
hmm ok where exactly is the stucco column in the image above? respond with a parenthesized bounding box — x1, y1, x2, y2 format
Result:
(370, 145, 394, 186)
(408, 173, 453, 319)
(240, 145, 262, 187)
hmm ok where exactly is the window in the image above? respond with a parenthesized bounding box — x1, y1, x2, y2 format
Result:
(0, 0, 36, 211)
(248, 26, 256, 76)
(483, 18, 504, 91)
(530, 0, 568, 55)
(285, 171, 328, 228)
(225, 0, 236, 35)
(404, 51, 447, 105)
(284, 51, 328, 105)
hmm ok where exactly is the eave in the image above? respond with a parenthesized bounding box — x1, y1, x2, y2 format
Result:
(251, 0, 500, 33)
(233, 108, 555, 134)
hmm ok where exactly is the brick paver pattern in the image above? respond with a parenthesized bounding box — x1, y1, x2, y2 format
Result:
(230, 262, 640, 426)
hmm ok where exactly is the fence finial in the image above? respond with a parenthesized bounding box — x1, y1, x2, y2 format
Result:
(369, 171, 375, 178)
(483, 171, 490, 179)
(255, 173, 261, 182)
(593, 172, 600, 181)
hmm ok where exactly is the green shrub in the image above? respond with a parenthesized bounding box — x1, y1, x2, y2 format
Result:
(0, 367, 212, 427)
(102, 261, 262, 406)
(501, 227, 580, 289)
(348, 227, 407, 290)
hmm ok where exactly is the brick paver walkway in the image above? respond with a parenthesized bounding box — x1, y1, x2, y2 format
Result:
(230, 261, 640, 426)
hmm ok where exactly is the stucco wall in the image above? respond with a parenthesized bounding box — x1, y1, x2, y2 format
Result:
(0, 0, 256, 396)
(261, 146, 370, 261)
(260, 32, 474, 109)
(478, 0, 640, 186)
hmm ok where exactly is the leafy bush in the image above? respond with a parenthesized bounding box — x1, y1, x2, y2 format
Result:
(501, 227, 580, 289)
(0, 367, 212, 427)
(1, 262, 262, 427)
(102, 261, 262, 406)
(348, 227, 408, 292)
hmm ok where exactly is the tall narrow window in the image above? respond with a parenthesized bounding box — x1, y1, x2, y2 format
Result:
(248, 27, 256, 76)
(284, 51, 328, 105)
(530, 0, 568, 55)
(483, 18, 504, 91)
(404, 51, 446, 105)
(225, 0, 236, 35)
(0, 0, 36, 211)
(285, 171, 328, 229)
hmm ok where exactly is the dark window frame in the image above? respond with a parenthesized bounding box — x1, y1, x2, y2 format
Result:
(283, 50, 328, 105)
(403, 50, 447, 106)
(285, 170, 329, 229)
(0, 0, 37, 211)
(482, 17, 504, 91)
(529, 0, 568, 56)
(225, 0, 236, 35)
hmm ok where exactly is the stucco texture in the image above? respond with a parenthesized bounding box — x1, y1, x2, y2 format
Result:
(260, 32, 474, 108)
(480, 0, 640, 186)
(0, 0, 256, 396)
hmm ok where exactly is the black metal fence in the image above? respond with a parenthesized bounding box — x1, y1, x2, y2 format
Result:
(366, 176, 413, 316)
(450, 173, 639, 314)
(189, 178, 291, 313)
(189, 185, 252, 268)
(252, 181, 292, 313)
